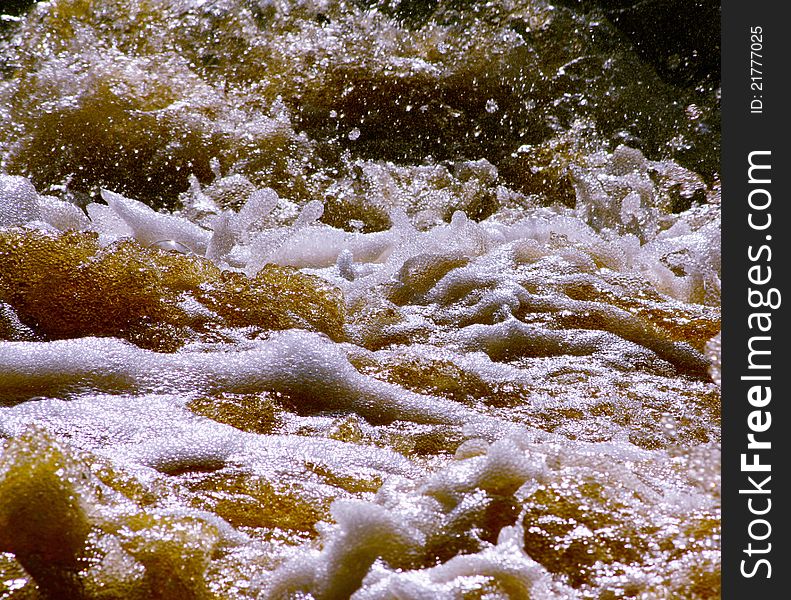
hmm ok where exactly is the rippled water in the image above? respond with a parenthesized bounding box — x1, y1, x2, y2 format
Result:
(0, 1, 720, 598)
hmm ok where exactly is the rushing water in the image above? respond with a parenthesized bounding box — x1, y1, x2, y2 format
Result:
(0, 1, 720, 598)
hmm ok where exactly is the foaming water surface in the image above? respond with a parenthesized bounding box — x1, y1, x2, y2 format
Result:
(0, 1, 720, 598)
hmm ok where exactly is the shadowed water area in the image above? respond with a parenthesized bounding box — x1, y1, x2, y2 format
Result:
(0, 1, 720, 598)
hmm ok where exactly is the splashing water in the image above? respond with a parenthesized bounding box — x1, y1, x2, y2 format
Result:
(0, 1, 720, 598)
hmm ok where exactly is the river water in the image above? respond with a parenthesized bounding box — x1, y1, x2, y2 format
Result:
(0, 1, 720, 598)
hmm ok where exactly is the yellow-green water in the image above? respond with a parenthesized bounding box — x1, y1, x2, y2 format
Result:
(0, 1, 720, 598)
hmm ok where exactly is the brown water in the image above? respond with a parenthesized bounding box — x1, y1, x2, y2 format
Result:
(0, 1, 720, 598)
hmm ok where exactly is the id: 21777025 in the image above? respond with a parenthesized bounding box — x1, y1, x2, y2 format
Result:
(750, 26, 763, 115)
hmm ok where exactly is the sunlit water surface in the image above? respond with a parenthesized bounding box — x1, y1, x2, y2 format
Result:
(0, 1, 720, 598)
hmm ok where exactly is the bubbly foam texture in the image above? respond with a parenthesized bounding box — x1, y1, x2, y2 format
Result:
(0, 1, 720, 597)
(0, 164, 720, 597)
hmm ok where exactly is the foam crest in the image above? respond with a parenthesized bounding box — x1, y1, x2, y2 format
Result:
(0, 332, 498, 428)
(100, 189, 211, 254)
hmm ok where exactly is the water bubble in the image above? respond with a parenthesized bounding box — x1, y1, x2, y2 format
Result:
(149, 239, 193, 254)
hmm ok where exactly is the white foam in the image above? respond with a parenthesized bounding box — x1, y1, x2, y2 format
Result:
(0, 175, 42, 227)
(0, 392, 420, 483)
(87, 202, 134, 241)
(0, 332, 496, 428)
(353, 526, 556, 599)
(100, 188, 211, 254)
(38, 194, 90, 231)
